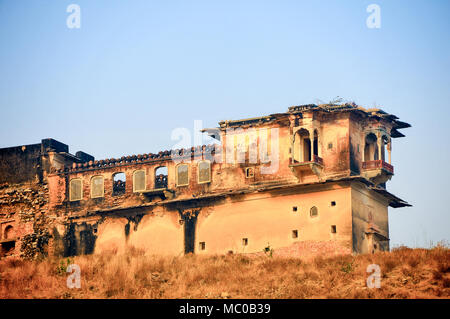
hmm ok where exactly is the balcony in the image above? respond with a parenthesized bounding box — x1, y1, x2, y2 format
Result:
(289, 155, 324, 182)
(141, 188, 174, 200)
(312, 155, 324, 166)
(362, 160, 394, 185)
(362, 160, 394, 174)
(140, 174, 173, 200)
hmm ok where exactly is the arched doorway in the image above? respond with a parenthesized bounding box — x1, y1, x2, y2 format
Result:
(293, 128, 311, 163)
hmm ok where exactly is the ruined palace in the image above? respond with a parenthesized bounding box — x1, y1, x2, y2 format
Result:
(0, 103, 411, 259)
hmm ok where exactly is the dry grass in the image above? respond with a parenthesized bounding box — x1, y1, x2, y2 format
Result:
(0, 245, 449, 299)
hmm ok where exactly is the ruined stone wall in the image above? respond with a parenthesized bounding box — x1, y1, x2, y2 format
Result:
(0, 139, 94, 259)
(0, 144, 43, 184)
(0, 182, 51, 259)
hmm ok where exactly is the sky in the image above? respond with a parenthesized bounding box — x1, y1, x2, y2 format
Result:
(0, 0, 449, 248)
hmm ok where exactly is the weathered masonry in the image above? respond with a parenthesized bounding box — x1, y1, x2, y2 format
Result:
(0, 103, 411, 259)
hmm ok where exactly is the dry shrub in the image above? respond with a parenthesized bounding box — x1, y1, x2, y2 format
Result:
(381, 256, 398, 273)
(432, 270, 443, 280)
(0, 245, 449, 299)
(437, 262, 450, 273)
(313, 255, 327, 268)
(443, 278, 450, 288)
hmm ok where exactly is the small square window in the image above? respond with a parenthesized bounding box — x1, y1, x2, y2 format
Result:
(293, 206, 298, 212)
(331, 225, 337, 233)
(199, 242, 206, 250)
(328, 143, 333, 149)
(245, 167, 254, 178)
(242, 238, 248, 246)
(292, 230, 298, 238)
(331, 201, 336, 206)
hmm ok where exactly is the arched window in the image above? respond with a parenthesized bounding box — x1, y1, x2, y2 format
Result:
(310, 206, 318, 218)
(155, 166, 168, 189)
(69, 178, 82, 201)
(293, 128, 311, 163)
(198, 160, 211, 184)
(4, 225, 14, 240)
(176, 164, 189, 186)
(364, 133, 378, 161)
(113, 172, 126, 195)
(133, 170, 146, 192)
(91, 176, 104, 198)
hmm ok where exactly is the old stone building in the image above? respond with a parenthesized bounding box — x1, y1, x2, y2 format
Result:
(0, 103, 410, 259)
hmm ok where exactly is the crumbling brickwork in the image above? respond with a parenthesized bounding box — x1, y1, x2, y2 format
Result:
(0, 139, 92, 259)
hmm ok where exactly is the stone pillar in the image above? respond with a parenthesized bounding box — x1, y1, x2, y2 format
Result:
(376, 132, 381, 161)
(291, 129, 296, 164)
(318, 131, 321, 158)
(387, 138, 392, 164)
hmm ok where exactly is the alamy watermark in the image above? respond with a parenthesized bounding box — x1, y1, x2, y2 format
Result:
(366, 264, 381, 288)
(66, 4, 81, 29)
(66, 264, 81, 289)
(366, 4, 381, 29)
(170, 120, 279, 174)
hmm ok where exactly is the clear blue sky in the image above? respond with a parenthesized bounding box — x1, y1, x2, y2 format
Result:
(1, 0, 449, 248)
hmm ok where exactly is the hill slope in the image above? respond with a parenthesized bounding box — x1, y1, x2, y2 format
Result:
(0, 245, 448, 299)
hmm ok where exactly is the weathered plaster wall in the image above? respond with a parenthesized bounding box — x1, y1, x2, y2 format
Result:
(126, 212, 184, 255)
(351, 183, 390, 254)
(54, 208, 184, 257)
(196, 184, 352, 255)
(317, 113, 351, 176)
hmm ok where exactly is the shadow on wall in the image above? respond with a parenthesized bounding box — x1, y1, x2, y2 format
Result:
(60, 222, 98, 257)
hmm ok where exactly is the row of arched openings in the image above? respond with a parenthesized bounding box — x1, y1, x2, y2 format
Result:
(69, 161, 212, 201)
(69, 167, 166, 201)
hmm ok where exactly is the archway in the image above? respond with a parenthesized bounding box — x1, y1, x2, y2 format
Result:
(155, 166, 168, 189)
(364, 133, 378, 161)
(293, 128, 311, 162)
(4, 225, 14, 240)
